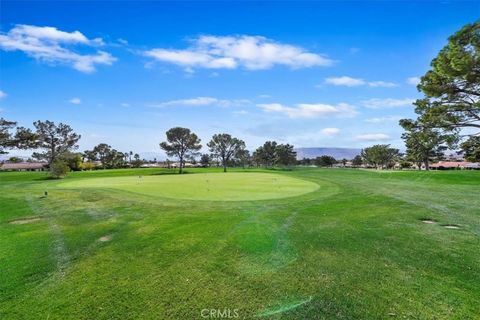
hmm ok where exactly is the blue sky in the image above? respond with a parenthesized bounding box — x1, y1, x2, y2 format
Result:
(0, 1, 479, 158)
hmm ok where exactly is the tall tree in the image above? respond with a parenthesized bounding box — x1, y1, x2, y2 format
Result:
(92, 143, 112, 169)
(207, 133, 246, 172)
(404, 21, 480, 155)
(131, 153, 143, 168)
(460, 136, 480, 162)
(352, 155, 363, 167)
(361, 144, 400, 169)
(0, 118, 17, 154)
(314, 155, 336, 167)
(16, 120, 81, 166)
(235, 148, 251, 169)
(83, 149, 97, 162)
(199, 154, 211, 167)
(414, 22, 479, 134)
(275, 144, 297, 168)
(400, 119, 448, 170)
(159, 127, 202, 174)
(253, 141, 277, 167)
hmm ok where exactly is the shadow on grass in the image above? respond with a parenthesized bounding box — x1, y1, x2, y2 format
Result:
(150, 170, 194, 176)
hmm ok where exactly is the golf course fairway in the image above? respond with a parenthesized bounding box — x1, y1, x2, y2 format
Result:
(2, 168, 479, 319)
(58, 172, 319, 201)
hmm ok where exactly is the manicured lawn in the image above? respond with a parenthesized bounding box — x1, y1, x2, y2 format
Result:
(1, 168, 479, 319)
(57, 172, 319, 201)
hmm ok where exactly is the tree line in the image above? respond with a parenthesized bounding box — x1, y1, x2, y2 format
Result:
(0, 121, 298, 177)
(159, 127, 297, 173)
(399, 21, 480, 170)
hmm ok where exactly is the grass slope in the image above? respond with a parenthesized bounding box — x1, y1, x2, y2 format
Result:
(0, 168, 479, 319)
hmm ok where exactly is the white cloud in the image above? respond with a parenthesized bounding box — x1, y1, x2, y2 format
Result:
(321, 127, 340, 136)
(360, 98, 415, 109)
(325, 76, 365, 87)
(0, 90, 6, 99)
(355, 133, 391, 141)
(117, 38, 129, 45)
(258, 102, 357, 119)
(144, 35, 333, 70)
(0, 24, 116, 73)
(324, 76, 397, 88)
(406, 77, 421, 85)
(259, 94, 271, 98)
(150, 96, 250, 108)
(69, 97, 81, 104)
(368, 81, 398, 88)
(364, 115, 402, 123)
(121, 103, 130, 107)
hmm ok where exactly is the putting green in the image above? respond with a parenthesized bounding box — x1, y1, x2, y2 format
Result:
(58, 172, 319, 201)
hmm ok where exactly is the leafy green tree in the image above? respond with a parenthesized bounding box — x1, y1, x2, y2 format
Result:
(314, 155, 336, 167)
(275, 144, 297, 168)
(92, 143, 112, 169)
(83, 150, 97, 162)
(253, 141, 277, 167)
(399, 159, 412, 169)
(160, 127, 202, 174)
(412, 22, 479, 135)
(131, 153, 143, 168)
(207, 134, 246, 172)
(49, 159, 70, 179)
(400, 119, 448, 170)
(352, 155, 363, 167)
(235, 148, 251, 169)
(85, 144, 128, 169)
(0, 118, 17, 154)
(15, 120, 81, 166)
(200, 153, 211, 167)
(105, 149, 127, 168)
(460, 136, 480, 162)
(8, 156, 21, 163)
(62, 152, 83, 171)
(361, 144, 400, 169)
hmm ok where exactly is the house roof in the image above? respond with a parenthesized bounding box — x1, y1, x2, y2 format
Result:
(0, 162, 46, 170)
(429, 161, 473, 168)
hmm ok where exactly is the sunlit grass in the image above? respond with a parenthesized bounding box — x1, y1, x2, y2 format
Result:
(1, 168, 479, 319)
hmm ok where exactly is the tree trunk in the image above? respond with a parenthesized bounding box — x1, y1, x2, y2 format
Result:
(424, 159, 430, 171)
(179, 156, 183, 174)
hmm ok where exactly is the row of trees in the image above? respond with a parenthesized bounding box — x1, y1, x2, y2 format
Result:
(2, 120, 298, 175)
(399, 21, 480, 169)
(0, 119, 148, 177)
(297, 146, 399, 169)
(83, 144, 143, 169)
(159, 127, 297, 173)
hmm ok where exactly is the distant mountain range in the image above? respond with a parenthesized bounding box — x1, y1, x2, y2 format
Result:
(295, 147, 362, 160)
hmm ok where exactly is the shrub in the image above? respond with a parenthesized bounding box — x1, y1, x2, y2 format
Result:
(49, 160, 70, 179)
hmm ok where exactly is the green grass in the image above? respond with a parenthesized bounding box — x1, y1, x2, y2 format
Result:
(1, 167, 479, 319)
(57, 172, 319, 201)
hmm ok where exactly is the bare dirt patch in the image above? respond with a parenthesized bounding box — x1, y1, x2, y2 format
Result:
(420, 218, 437, 224)
(443, 224, 460, 229)
(10, 217, 42, 225)
(99, 235, 112, 242)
